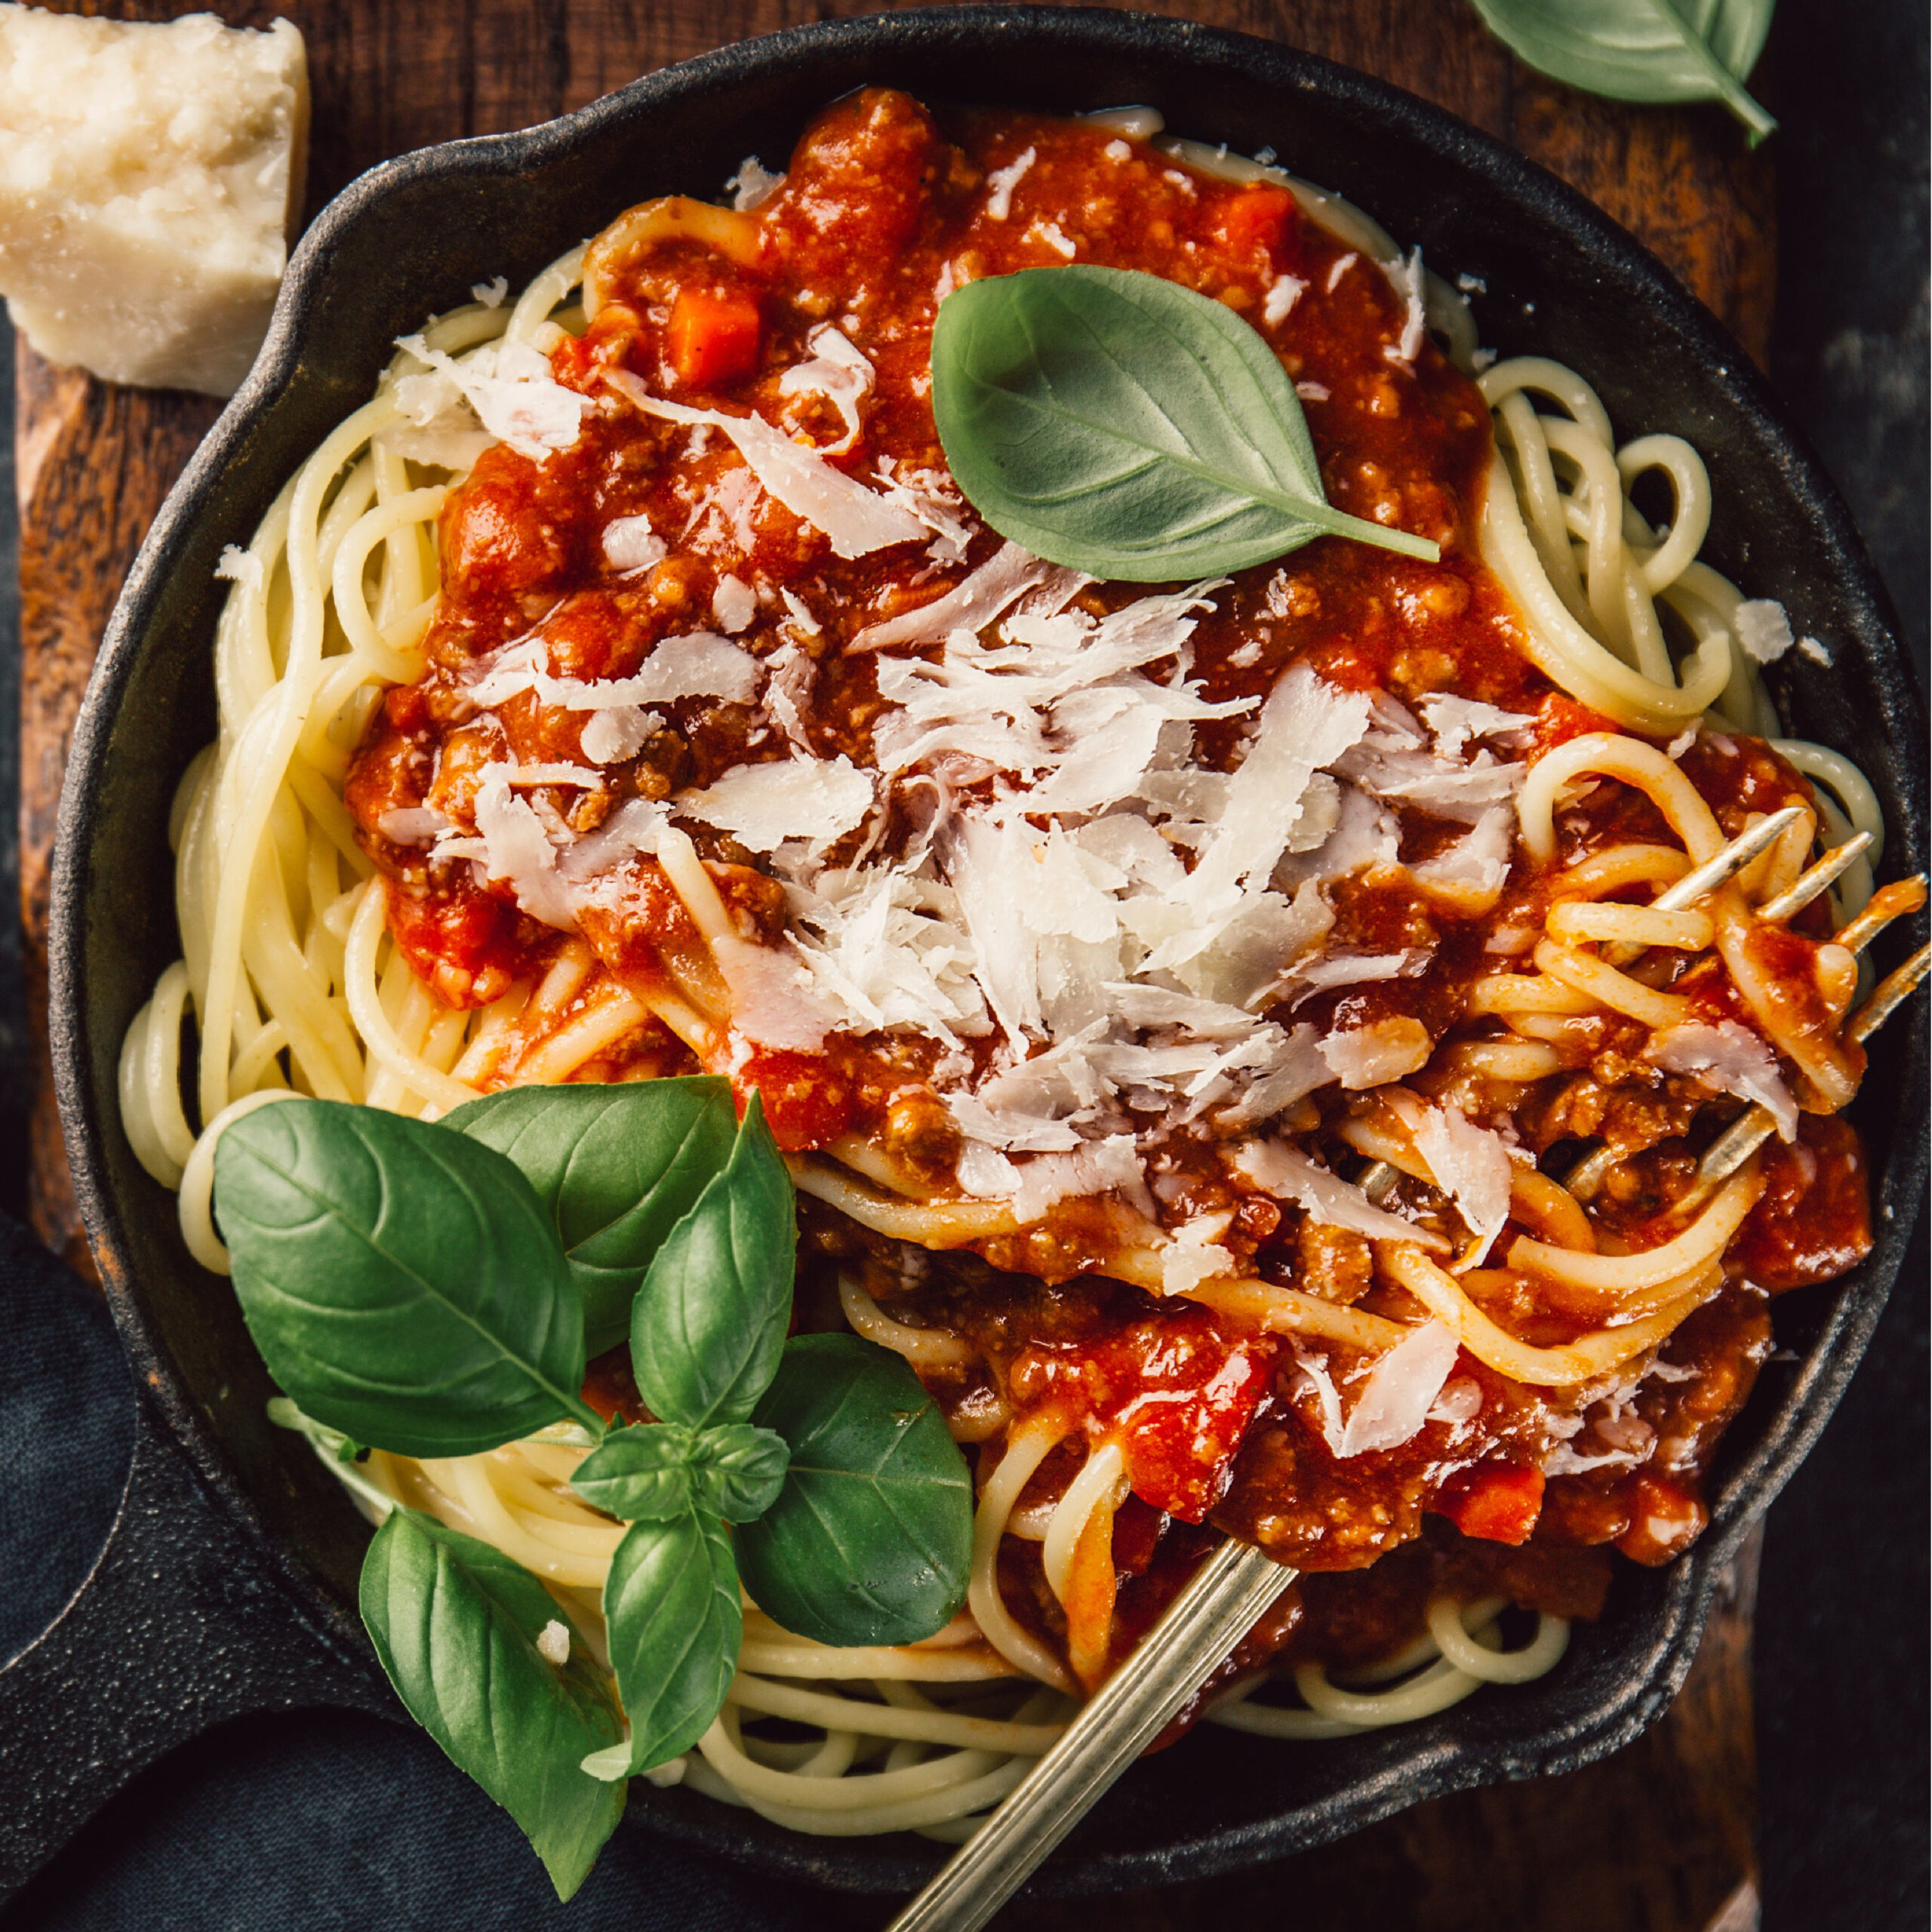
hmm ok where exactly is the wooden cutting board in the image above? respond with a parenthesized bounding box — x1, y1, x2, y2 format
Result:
(11, 4, 1775, 1925)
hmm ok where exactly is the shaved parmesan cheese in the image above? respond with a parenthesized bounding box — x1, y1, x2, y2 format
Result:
(216, 544, 264, 595)
(712, 574, 757, 633)
(602, 515, 666, 573)
(1383, 247, 1426, 365)
(469, 631, 760, 710)
(377, 806, 447, 845)
(1287, 948, 1429, 1007)
(985, 146, 1035, 220)
(777, 325, 874, 454)
(715, 934, 838, 1051)
(1008, 1136, 1145, 1223)
(1734, 598, 1795, 665)
(608, 370, 926, 560)
(1408, 802, 1515, 906)
(1155, 666, 1371, 968)
(1339, 1320, 1460, 1456)
(849, 542, 1081, 653)
(1232, 1140, 1443, 1247)
(948, 1091, 1083, 1152)
(728, 155, 783, 211)
(1413, 1105, 1514, 1257)
(1647, 1020, 1798, 1142)
(470, 765, 577, 929)
(395, 336, 589, 463)
(558, 799, 668, 881)
(1032, 220, 1077, 260)
(1219, 1023, 1332, 1129)
(1161, 1223, 1236, 1294)
(1263, 274, 1306, 326)
(1325, 252, 1357, 293)
(872, 460, 976, 567)
(1318, 1017, 1433, 1091)
(679, 755, 874, 852)
(1417, 694, 1535, 758)
(579, 706, 658, 766)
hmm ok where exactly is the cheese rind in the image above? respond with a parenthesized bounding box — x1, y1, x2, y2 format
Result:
(0, 5, 309, 396)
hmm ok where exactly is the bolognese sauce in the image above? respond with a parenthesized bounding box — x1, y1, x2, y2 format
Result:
(338, 88, 1883, 1697)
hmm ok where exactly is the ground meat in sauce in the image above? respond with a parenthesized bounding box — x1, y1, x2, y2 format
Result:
(346, 91, 1882, 1674)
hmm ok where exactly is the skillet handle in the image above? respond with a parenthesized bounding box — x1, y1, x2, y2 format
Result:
(0, 1392, 392, 1900)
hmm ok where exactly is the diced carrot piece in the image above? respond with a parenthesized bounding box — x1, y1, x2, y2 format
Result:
(667, 286, 761, 389)
(1437, 1461, 1546, 1546)
(1212, 184, 1300, 266)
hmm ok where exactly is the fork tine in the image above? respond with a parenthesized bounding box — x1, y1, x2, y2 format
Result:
(1685, 940, 1930, 1202)
(1757, 832, 1872, 925)
(1847, 940, 1932, 1047)
(1603, 808, 1807, 966)
(1650, 806, 1807, 914)
(1829, 876, 1930, 959)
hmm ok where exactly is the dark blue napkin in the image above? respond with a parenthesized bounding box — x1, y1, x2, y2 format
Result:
(0, 1216, 852, 1932)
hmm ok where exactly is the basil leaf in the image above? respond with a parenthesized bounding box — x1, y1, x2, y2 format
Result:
(690, 1422, 791, 1522)
(932, 264, 1440, 581)
(360, 1510, 624, 1900)
(572, 1421, 788, 1523)
(215, 1100, 598, 1456)
(602, 1510, 742, 1773)
(736, 1334, 973, 1647)
(445, 1078, 738, 1357)
(629, 1094, 795, 1429)
(1469, 0, 1776, 143)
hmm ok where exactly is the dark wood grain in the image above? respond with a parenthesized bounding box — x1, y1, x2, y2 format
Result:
(11, 3, 1774, 1923)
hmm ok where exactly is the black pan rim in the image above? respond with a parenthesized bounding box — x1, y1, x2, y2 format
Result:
(48, 3, 1928, 1897)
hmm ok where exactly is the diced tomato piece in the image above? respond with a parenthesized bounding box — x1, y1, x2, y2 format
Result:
(1612, 1472, 1706, 1565)
(1211, 184, 1300, 267)
(1436, 1461, 1546, 1545)
(667, 286, 761, 389)
(734, 1049, 855, 1151)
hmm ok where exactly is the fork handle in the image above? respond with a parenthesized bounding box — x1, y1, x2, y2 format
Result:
(886, 1541, 1296, 1932)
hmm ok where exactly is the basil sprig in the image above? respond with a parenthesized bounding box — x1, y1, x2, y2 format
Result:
(1469, 0, 1776, 145)
(214, 1081, 974, 1897)
(931, 264, 1441, 581)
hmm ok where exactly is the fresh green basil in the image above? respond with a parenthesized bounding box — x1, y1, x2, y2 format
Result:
(737, 1334, 973, 1648)
(629, 1095, 795, 1431)
(1469, 0, 1776, 143)
(216, 1100, 601, 1456)
(931, 264, 1440, 581)
(360, 1510, 625, 1900)
(600, 1509, 743, 1775)
(445, 1078, 738, 1357)
(572, 1421, 789, 1524)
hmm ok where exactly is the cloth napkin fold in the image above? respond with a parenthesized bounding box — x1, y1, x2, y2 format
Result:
(0, 1211, 847, 1931)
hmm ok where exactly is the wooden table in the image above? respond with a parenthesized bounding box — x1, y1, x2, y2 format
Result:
(12, 4, 1774, 1924)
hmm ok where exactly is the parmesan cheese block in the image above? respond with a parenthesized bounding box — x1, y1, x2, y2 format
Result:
(0, 5, 308, 396)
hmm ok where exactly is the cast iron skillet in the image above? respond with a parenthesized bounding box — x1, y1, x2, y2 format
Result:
(11, 2, 1926, 1904)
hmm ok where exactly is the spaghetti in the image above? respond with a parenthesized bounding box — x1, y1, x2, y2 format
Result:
(122, 91, 1912, 1838)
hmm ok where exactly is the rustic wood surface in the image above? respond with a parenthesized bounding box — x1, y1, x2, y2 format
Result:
(11, 2, 1775, 1924)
